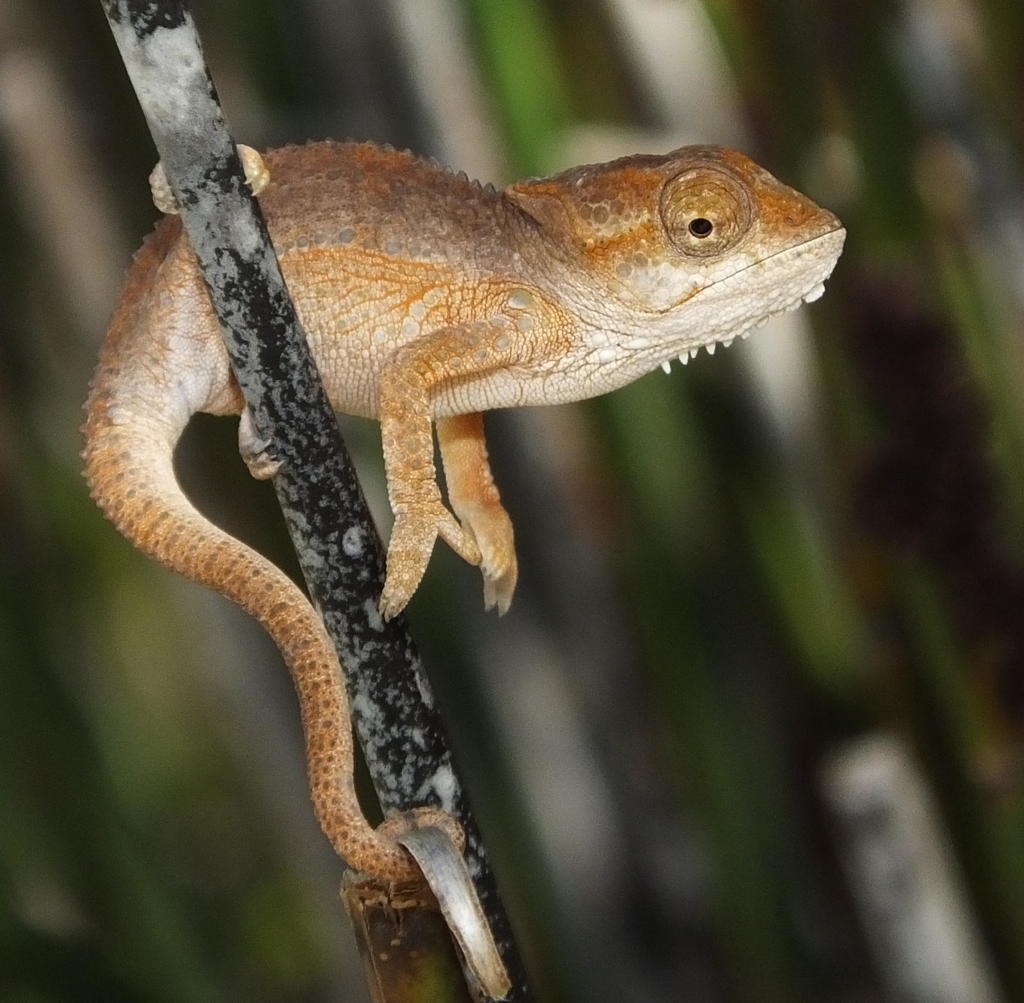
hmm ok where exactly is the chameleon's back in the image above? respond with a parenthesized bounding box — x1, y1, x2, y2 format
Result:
(259, 141, 519, 273)
(243, 141, 560, 419)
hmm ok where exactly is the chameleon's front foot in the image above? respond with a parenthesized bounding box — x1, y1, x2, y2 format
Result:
(380, 492, 481, 620)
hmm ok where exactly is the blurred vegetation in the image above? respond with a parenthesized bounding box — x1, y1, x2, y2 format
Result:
(2, 1, 1024, 1001)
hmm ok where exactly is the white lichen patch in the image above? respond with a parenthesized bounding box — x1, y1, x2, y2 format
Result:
(342, 525, 366, 557)
(362, 596, 384, 632)
(417, 763, 458, 813)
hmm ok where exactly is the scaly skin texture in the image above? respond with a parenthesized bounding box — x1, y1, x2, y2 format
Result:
(82, 140, 844, 881)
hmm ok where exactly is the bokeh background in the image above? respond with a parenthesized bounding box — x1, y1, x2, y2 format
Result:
(3, 1, 1024, 1000)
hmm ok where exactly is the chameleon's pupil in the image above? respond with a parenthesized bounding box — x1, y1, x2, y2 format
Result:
(689, 217, 714, 237)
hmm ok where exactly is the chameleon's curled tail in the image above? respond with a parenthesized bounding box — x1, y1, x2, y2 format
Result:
(82, 221, 459, 882)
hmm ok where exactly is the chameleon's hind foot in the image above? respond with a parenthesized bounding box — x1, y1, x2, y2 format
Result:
(148, 144, 270, 215)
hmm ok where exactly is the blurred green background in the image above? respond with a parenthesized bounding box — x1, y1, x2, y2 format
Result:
(3, 1, 1024, 1000)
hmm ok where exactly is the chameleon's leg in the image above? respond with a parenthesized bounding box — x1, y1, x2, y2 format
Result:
(377, 318, 526, 619)
(148, 144, 270, 214)
(436, 413, 517, 614)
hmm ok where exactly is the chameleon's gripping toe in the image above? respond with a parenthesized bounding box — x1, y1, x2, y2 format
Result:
(458, 501, 517, 616)
(380, 493, 482, 620)
(435, 412, 517, 615)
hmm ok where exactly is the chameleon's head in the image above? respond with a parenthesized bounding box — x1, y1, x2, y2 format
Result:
(507, 146, 845, 366)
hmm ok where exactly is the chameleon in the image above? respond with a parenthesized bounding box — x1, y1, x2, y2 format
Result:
(82, 140, 845, 880)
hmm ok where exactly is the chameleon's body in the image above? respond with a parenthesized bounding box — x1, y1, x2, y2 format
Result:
(83, 141, 844, 880)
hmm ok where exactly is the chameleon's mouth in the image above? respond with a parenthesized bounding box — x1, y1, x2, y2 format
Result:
(656, 224, 845, 374)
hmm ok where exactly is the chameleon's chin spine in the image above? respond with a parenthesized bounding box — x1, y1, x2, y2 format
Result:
(81, 220, 438, 883)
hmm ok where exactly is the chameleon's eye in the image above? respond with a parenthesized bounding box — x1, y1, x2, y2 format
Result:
(661, 167, 754, 258)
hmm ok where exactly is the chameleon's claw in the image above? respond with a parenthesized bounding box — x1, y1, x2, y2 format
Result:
(483, 565, 517, 616)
